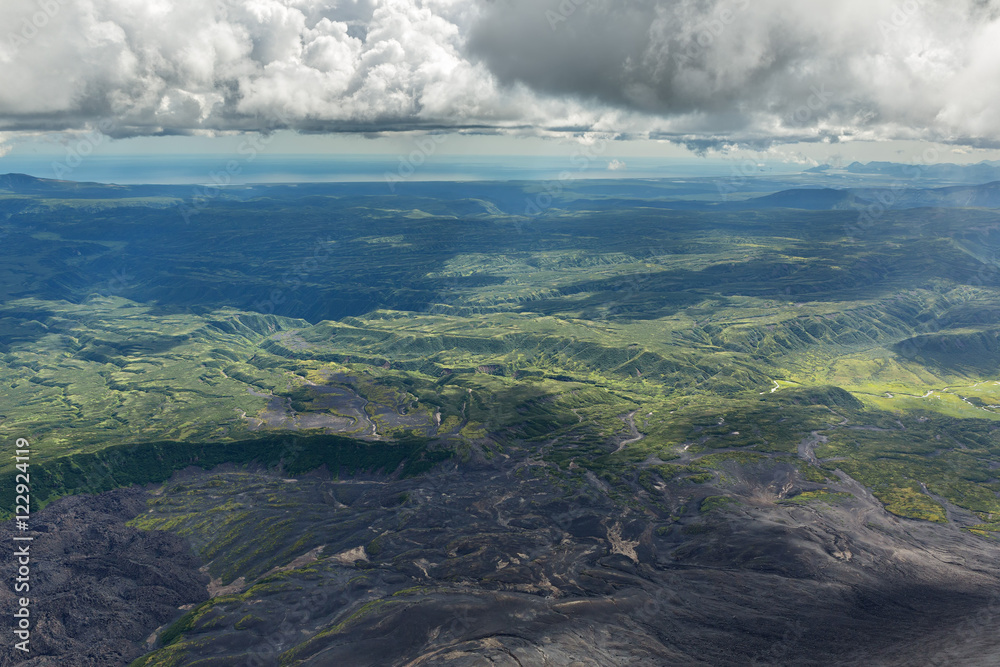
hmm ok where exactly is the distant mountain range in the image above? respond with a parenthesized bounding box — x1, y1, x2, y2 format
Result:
(556, 181, 1000, 213)
(736, 181, 1000, 211)
(0, 172, 171, 198)
(807, 160, 1000, 183)
(3, 170, 1000, 215)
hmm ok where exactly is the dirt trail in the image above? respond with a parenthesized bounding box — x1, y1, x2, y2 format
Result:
(615, 411, 644, 453)
(919, 482, 980, 527)
(797, 431, 827, 467)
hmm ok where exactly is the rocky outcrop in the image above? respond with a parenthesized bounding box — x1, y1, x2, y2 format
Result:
(0, 489, 208, 667)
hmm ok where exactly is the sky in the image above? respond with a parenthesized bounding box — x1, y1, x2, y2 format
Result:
(2, 0, 1000, 182)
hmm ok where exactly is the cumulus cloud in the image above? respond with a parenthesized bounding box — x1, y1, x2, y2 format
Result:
(0, 0, 998, 149)
(469, 0, 1000, 148)
(0, 0, 535, 136)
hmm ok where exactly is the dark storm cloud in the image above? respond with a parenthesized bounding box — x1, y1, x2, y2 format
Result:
(468, 0, 1000, 148)
(0, 0, 998, 150)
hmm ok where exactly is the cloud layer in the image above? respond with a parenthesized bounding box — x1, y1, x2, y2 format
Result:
(1, 0, 999, 148)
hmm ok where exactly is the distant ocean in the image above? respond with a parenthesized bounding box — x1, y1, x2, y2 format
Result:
(0, 154, 796, 185)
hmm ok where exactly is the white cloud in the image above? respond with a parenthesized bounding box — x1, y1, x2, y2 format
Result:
(0, 0, 998, 150)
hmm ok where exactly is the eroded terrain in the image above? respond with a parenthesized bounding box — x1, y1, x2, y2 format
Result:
(3, 176, 1000, 664)
(10, 450, 1000, 666)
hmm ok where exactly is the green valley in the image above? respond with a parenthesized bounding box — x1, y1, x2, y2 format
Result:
(4, 175, 1000, 665)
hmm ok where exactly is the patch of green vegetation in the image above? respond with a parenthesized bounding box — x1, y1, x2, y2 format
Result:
(129, 644, 189, 667)
(14, 179, 1000, 665)
(8, 184, 1000, 539)
(876, 485, 948, 523)
(700, 495, 738, 513)
(159, 601, 217, 647)
(278, 599, 404, 666)
(780, 490, 853, 506)
(1, 434, 448, 519)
